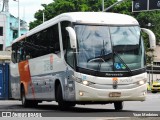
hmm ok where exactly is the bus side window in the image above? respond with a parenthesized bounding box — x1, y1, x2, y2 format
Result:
(17, 50, 21, 62)
(20, 48, 24, 61)
(12, 43, 19, 63)
(26, 55, 30, 60)
(11, 50, 16, 63)
(51, 24, 60, 54)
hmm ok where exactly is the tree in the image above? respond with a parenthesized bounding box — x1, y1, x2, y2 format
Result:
(29, 0, 88, 29)
(29, 0, 117, 29)
(29, 0, 160, 46)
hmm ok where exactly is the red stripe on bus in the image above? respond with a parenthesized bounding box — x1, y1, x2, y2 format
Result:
(50, 54, 53, 64)
(18, 60, 35, 99)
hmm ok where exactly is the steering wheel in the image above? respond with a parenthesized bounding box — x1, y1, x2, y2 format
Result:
(87, 58, 105, 63)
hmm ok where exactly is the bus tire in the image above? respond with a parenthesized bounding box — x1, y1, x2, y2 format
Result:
(21, 87, 30, 108)
(114, 102, 123, 111)
(56, 84, 75, 110)
(57, 84, 66, 109)
(29, 100, 38, 108)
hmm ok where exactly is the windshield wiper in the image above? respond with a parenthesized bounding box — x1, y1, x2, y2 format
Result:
(114, 52, 133, 76)
(97, 40, 106, 74)
(138, 32, 142, 53)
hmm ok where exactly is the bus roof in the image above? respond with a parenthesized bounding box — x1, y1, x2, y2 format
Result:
(12, 12, 139, 44)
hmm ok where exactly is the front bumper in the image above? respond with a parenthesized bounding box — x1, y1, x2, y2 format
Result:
(75, 82, 147, 102)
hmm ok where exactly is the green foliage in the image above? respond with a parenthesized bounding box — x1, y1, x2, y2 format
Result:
(29, 0, 117, 29)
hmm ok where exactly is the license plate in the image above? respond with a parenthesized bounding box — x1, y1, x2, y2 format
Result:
(109, 92, 121, 97)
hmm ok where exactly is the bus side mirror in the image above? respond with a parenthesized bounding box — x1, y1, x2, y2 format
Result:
(141, 28, 156, 49)
(66, 27, 77, 49)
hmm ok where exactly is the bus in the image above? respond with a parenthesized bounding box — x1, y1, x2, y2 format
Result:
(10, 12, 156, 110)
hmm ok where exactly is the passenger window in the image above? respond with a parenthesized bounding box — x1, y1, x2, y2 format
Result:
(11, 51, 16, 63)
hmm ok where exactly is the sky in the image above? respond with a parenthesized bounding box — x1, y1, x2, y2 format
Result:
(9, 0, 53, 24)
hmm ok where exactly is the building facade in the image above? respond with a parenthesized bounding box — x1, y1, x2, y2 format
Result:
(0, 12, 9, 50)
(0, 12, 28, 50)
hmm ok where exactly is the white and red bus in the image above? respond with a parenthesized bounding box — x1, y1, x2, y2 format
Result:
(10, 12, 156, 110)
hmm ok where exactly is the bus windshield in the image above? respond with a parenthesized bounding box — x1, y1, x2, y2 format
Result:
(75, 25, 145, 72)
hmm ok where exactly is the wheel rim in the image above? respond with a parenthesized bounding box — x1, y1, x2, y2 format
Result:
(22, 93, 25, 105)
(22, 95, 25, 105)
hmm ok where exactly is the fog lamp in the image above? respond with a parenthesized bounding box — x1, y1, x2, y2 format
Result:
(79, 91, 84, 96)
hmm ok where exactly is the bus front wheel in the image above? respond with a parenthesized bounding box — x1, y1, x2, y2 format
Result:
(114, 102, 123, 111)
(56, 84, 75, 110)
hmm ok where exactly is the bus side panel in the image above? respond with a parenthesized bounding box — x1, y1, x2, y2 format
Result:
(10, 62, 21, 99)
(18, 60, 35, 99)
(29, 54, 55, 99)
(29, 54, 67, 100)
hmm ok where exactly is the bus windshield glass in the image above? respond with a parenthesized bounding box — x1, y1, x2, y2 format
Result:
(75, 25, 145, 72)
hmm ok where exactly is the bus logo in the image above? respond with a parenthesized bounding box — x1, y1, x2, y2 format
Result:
(112, 78, 118, 89)
(114, 63, 126, 70)
(50, 55, 53, 70)
(50, 55, 53, 64)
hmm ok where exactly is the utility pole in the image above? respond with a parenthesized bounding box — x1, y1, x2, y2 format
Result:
(151, 51, 154, 84)
(102, 0, 104, 11)
(103, 0, 125, 12)
(43, 12, 45, 23)
(18, 0, 20, 37)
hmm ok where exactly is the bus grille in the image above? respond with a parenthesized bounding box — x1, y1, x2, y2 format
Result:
(90, 83, 139, 89)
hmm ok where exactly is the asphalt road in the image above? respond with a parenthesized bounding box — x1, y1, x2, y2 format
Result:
(0, 92, 160, 119)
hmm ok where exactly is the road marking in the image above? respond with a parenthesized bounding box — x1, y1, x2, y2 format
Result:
(97, 117, 130, 120)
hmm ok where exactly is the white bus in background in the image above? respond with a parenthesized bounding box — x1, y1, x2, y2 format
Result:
(10, 12, 156, 110)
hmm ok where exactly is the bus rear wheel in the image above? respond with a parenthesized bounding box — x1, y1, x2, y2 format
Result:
(21, 87, 38, 107)
(56, 84, 75, 110)
(21, 87, 30, 107)
(114, 102, 123, 111)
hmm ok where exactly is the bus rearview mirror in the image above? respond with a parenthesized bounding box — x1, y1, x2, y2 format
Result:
(66, 27, 77, 49)
(141, 28, 156, 49)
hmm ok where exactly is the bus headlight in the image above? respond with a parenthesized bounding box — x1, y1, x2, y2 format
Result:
(139, 80, 145, 85)
(82, 81, 89, 86)
(82, 80, 95, 86)
(72, 75, 82, 83)
(72, 75, 95, 86)
(137, 79, 147, 85)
